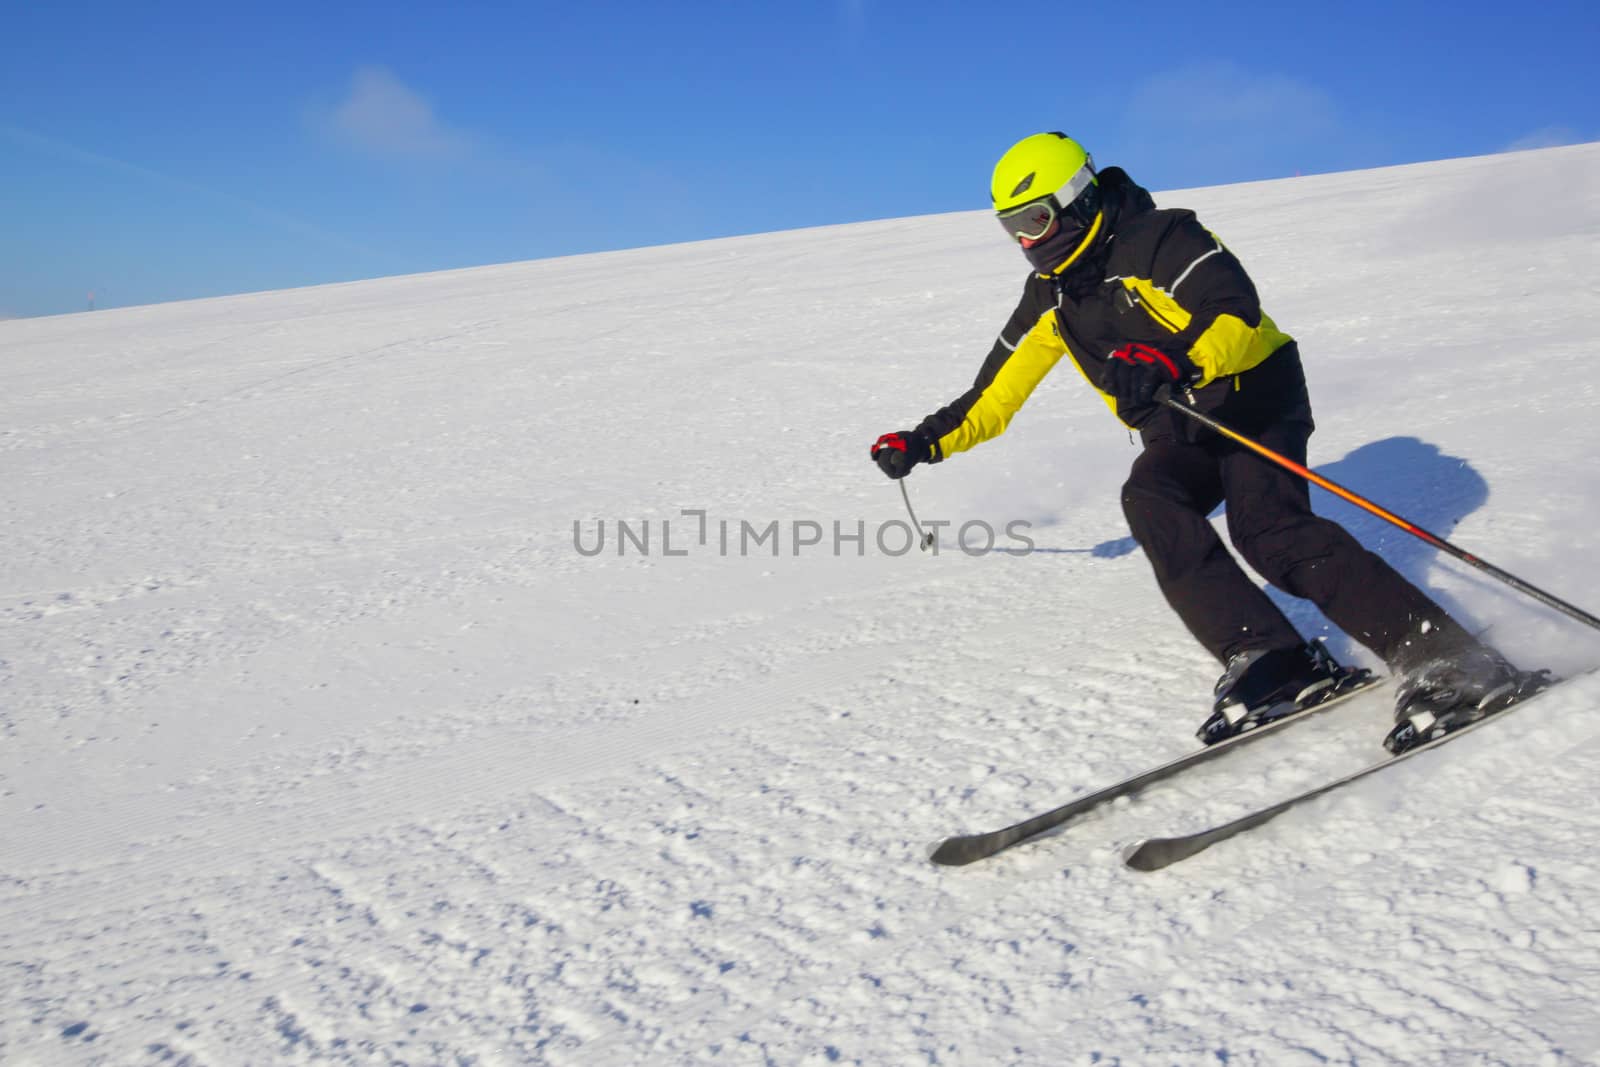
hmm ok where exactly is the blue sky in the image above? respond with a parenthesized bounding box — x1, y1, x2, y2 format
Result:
(3, 1, 1597, 319)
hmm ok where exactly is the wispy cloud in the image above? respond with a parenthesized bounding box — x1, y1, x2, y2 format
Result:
(0, 123, 378, 258)
(837, 0, 868, 47)
(318, 66, 472, 161)
(1103, 62, 1354, 187)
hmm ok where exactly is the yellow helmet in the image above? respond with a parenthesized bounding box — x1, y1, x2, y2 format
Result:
(991, 132, 1103, 274)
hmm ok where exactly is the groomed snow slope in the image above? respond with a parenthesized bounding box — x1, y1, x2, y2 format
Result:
(4, 142, 1600, 1066)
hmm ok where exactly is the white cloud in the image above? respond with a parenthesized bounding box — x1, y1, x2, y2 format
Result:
(321, 66, 471, 161)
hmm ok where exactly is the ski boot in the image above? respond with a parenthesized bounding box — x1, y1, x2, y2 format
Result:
(1384, 646, 1553, 754)
(1198, 641, 1371, 746)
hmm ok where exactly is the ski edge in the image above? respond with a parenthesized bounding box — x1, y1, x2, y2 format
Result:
(929, 673, 1382, 867)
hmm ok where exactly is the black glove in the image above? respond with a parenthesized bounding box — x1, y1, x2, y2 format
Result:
(871, 430, 933, 480)
(1100, 343, 1199, 410)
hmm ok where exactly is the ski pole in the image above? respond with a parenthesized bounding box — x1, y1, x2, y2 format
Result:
(899, 479, 936, 552)
(1156, 387, 1600, 634)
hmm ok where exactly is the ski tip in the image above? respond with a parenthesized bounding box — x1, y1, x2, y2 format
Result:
(1124, 833, 1217, 871)
(1121, 837, 1175, 872)
(929, 836, 985, 867)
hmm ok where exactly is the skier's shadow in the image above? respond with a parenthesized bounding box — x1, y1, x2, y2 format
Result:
(1275, 435, 1489, 656)
(1074, 436, 1490, 657)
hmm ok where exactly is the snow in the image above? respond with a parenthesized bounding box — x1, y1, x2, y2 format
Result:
(4, 141, 1600, 1065)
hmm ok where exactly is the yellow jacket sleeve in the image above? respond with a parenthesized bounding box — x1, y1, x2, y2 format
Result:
(934, 312, 1067, 459)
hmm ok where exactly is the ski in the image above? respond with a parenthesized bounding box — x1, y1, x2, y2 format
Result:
(929, 673, 1382, 866)
(1123, 673, 1577, 872)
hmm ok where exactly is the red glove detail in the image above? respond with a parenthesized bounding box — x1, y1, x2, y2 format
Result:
(1110, 343, 1186, 381)
(871, 430, 932, 479)
(871, 432, 909, 457)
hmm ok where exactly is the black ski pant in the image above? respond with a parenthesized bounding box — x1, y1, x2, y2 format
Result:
(1120, 418, 1474, 670)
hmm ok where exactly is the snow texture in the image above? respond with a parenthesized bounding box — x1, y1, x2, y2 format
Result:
(4, 142, 1600, 1065)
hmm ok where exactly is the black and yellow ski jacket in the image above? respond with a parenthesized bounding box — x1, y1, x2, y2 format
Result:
(916, 168, 1310, 458)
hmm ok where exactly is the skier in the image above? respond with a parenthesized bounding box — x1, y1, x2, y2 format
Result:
(871, 132, 1541, 753)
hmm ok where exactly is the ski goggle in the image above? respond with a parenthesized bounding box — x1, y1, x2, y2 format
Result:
(996, 161, 1099, 244)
